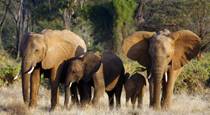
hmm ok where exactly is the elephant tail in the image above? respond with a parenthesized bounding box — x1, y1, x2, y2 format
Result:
(122, 72, 130, 84)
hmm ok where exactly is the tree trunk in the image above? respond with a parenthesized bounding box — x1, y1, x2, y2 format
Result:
(0, 0, 11, 49)
(63, 9, 71, 29)
(16, 0, 31, 59)
(135, 0, 145, 24)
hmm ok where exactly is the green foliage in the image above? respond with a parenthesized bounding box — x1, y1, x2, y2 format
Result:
(31, 0, 70, 31)
(112, 0, 137, 52)
(0, 50, 20, 86)
(142, 0, 188, 31)
(175, 53, 210, 94)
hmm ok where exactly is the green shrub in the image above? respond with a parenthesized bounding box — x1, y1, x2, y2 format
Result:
(175, 52, 210, 94)
(0, 50, 20, 86)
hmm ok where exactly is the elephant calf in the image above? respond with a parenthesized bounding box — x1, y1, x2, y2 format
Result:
(64, 51, 125, 108)
(124, 72, 147, 108)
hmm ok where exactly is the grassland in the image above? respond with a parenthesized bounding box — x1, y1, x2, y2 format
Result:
(0, 51, 210, 114)
(0, 82, 210, 115)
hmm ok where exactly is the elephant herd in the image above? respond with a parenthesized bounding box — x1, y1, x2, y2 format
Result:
(18, 29, 201, 111)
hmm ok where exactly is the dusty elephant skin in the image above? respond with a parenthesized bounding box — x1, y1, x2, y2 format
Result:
(64, 51, 126, 109)
(124, 72, 147, 109)
(122, 29, 201, 110)
(20, 29, 87, 111)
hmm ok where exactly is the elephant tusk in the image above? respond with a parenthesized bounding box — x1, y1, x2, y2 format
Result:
(79, 54, 85, 58)
(68, 82, 72, 88)
(27, 66, 35, 74)
(148, 74, 151, 79)
(13, 71, 21, 80)
(165, 72, 168, 82)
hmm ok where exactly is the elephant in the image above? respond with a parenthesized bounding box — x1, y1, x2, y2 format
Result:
(124, 72, 147, 109)
(122, 29, 201, 110)
(64, 51, 125, 108)
(20, 29, 87, 110)
(58, 61, 92, 108)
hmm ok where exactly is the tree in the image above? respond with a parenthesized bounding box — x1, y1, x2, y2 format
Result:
(112, 0, 137, 53)
(139, 0, 210, 49)
(0, 0, 11, 49)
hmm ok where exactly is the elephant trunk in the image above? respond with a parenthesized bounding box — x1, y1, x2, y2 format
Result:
(21, 61, 31, 104)
(151, 63, 165, 110)
(21, 57, 36, 104)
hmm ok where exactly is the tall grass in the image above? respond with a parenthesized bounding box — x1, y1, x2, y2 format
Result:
(0, 82, 210, 115)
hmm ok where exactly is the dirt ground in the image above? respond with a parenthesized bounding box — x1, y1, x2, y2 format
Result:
(0, 82, 210, 115)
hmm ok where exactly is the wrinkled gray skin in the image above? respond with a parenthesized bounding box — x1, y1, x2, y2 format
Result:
(64, 51, 125, 109)
(124, 72, 147, 109)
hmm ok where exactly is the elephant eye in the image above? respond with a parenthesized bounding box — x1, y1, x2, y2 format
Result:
(35, 49, 39, 53)
(72, 70, 76, 73)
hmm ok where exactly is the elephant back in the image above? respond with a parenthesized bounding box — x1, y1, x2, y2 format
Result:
(102, 51, 125, 88)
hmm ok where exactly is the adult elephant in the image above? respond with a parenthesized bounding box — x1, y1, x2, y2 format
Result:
(64, 51, 125, 108)
(122, 29, 201, 110)
(20, 29, 86, 110)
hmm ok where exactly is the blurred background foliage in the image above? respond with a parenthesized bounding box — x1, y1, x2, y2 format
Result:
(0, 0, 210, 93)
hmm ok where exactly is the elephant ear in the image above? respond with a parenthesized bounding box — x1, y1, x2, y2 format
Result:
(41, 30, 77, 69)
(170, 30, 201, 70)
(82, 52, 102, 82)
(122, 31, 155, 68)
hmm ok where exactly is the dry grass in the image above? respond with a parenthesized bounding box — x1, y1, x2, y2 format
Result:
(0, 82, 210, 115)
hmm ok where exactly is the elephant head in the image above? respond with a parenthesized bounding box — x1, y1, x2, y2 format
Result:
(21, 29, 87, 74)
(20, 29, 87, 104)
(65, 52, 101, 87)
(122, 29, 201, 109)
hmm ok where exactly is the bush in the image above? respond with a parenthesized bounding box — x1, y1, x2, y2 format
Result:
(175, 52, 210, 94)
(121, 55, 147, 76)
(0, 50, 20, 86)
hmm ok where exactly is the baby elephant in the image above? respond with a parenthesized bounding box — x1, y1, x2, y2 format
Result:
(124, 72, 147, 108)
(64, 51, 125, 108)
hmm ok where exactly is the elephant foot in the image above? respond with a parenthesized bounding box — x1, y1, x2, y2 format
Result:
(64, 104, 69, 110)
(116, 105, 121, 110)
(109, 105, 114, 110)
(132, 104, 135, 109)
(91, 100, 97, 107)
(29, 102, 37, 109)
(49, 103, 60, 112)
(153, 103, 161, 111)
(49, 105, 60, 112)
(137, 104, 142, 109)
(23, 101, 29, 106)
(161, 102, 170, 111)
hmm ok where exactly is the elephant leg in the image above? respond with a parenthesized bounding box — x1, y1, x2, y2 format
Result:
(70, 82, 79, 105)
(22, 73, 30, 105)
(64, 85, 70, 109)
(92, 65, 105, 106)
(29, 67, 41, 108)
(162, 68, 182, 110)
(125, 94, 129, 107)
(115, 84, 123, 108)
(161, 73, 167, 106)
(78, 81, 92, 106)
(131, 95, 137, 109)
(107, 91, 114, 109)
(50, 67, 60, 111)
(149, 77, 154, 107)
(137, 86, 145, 108)
(92, 77, 105, 106)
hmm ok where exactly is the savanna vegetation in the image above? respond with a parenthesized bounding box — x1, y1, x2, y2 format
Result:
(0, 0, 210, 114)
